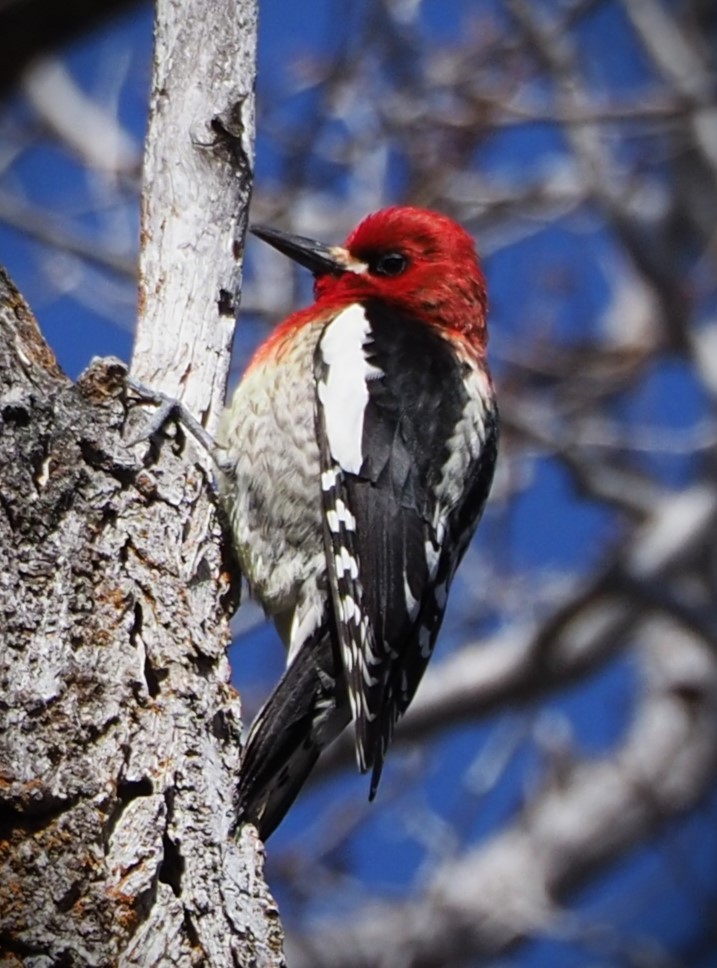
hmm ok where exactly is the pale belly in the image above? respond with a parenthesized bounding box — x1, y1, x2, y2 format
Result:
(215, 323, 325, 618)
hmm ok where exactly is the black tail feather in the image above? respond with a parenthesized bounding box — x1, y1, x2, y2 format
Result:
(234, 624, 350, 841)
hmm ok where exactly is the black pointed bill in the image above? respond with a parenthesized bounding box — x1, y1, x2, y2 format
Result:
(250, 224, 352, 277)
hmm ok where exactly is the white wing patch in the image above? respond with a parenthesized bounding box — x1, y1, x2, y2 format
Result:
(316, 304, 383, 474)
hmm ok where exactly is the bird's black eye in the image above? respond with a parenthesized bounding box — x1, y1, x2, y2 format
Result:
(372, 252, 409, 277)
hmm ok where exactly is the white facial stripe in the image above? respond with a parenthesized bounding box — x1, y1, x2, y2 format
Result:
(317, 304, 382, 474)
(327, 246, 368, 274)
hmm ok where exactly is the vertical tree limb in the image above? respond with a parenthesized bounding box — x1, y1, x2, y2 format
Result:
(132, 0, 257, 430)
(0, 0, 285, 963)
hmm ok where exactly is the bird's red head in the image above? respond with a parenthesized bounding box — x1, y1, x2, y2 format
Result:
(251, 207, 488, 348)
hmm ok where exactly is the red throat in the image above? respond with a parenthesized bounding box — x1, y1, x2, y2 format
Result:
(315, 206, 488, 349)
(250, 206, 489, 371)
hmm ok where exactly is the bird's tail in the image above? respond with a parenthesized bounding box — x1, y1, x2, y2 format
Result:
(235, 624, 350, 841)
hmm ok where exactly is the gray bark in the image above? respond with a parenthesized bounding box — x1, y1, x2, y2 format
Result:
(0, 0, 284, 962)
(132, 0, 257, 430)
(0, 275, 281, 966)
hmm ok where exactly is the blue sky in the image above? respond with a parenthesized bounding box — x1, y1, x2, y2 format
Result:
(2, 0, 716, 964)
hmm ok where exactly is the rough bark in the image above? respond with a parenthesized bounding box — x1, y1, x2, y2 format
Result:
(0, 269, 282, 965)
(0, 0, 283, 962)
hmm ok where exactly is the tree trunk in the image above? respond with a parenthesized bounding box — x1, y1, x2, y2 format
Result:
(0, 0, 284, 963)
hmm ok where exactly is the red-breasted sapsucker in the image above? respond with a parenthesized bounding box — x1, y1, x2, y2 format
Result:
(217, 206, 498, 839)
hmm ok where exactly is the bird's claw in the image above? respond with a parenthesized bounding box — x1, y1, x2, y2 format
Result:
(124, 376, 216, 457)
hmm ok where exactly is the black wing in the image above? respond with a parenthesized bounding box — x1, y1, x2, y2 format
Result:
(315, 301, 498, 792)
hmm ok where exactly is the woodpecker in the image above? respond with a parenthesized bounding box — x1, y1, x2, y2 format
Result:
(217, 206, 498, 840)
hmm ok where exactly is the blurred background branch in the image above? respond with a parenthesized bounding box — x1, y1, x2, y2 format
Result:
(1, 0, 716, 964)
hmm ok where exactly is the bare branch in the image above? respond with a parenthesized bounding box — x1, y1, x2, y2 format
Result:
(287, 626, 717, 968)
(0, 190, 137, 278)
(624, 0, 717, 180)
(131, 0, 257, 429)
(22, 55, 141, 176)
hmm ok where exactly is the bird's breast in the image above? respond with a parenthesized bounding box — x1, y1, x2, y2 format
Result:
(215, 321, 326, 616)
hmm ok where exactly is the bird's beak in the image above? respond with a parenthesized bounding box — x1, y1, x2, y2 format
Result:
(250, 224, 357, 277)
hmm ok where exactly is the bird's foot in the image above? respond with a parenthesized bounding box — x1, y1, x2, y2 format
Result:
(124, 376, 217, 458)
